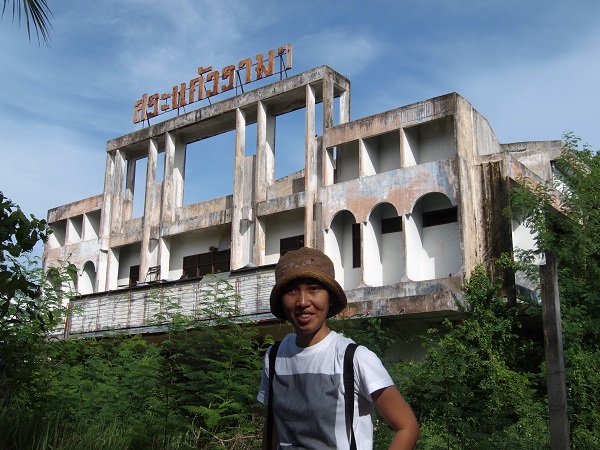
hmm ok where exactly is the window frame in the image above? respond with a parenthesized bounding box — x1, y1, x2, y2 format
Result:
(422, 206, 458, 228)
(280, 235, 305, 256)
(182, 249, 231, 279)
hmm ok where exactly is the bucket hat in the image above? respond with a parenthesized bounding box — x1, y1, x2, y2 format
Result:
(270, 247, 347, 319)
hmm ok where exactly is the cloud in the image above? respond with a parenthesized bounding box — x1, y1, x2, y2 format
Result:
(296, 29, 384, 77)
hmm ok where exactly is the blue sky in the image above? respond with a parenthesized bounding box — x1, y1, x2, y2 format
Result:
(1, 0, 599, 226)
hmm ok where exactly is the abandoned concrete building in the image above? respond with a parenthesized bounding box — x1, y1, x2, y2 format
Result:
(43, 61, 561, 356)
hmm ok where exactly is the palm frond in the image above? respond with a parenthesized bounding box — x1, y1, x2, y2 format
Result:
(2, 0, 53, 46)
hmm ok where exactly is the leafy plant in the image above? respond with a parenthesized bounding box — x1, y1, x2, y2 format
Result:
(392, 265, 548, 449)
(510, 133, 600, 448)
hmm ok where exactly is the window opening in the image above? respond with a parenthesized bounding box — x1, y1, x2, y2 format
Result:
(280, 235, 304, 256)
(129, 265, 140, 287)
(381, 216, 402, 234)
(182, 248, 231, 279)
(246, 122, 257, 156)
(156, 151, 165, 182)
(274, 107, 305, 180)
(183, 130, 235, 205)
(132, 158, 147, 218)
(352, 223, 361, 268)
(422, 207, 458, 228)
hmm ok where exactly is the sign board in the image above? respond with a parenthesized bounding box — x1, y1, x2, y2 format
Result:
(133, 44, 293, 124)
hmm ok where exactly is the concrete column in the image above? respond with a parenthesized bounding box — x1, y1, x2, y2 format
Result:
(305, 84, 317, 249)
(255, 100, 275, 203)
(140, 138, 159, 281)
(540, 251, 570, 450)
(97, 151, 116, 292)
(322, 75, 334, 130)
(173, 135, 186, 209)
(100, 152, 115, 240)
(159, 131, 181, 279)
(107, 247, 119, 291)
(111, 150, 126, 233)
(254, 217, 266, 267)
(161, 131, 176, 223)
(253, 101, 274, 266)
(159, 237, 171, 280)
(339, 89, 350, 124)
(231, 108, 254, 270)
(359, 138, 369, 178)
(123, 157, 135, 222)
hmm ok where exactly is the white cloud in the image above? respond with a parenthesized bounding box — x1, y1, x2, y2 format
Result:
(296, 29, 384, 77)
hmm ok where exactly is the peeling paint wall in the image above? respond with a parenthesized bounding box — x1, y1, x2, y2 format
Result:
(43, 66, 561, 337)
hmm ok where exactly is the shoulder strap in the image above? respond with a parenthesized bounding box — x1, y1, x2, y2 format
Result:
(344, 343, 359, 450)
(266, 341, 281, 450)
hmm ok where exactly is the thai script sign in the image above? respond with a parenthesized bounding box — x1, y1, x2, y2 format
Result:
(133, 44, 293, 124)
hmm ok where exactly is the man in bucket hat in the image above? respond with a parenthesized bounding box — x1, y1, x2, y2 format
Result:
(257, 247, 419, 449)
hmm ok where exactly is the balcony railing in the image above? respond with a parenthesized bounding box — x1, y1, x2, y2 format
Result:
(65, 270, 277, 337)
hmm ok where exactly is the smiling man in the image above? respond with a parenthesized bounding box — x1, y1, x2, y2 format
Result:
(257, 247, 419, 450)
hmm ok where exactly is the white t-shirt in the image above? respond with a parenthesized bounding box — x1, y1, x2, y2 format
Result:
(257, 331, 394, 449)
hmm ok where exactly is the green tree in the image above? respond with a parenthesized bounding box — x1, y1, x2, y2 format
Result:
(0, 193, 74, 403)
(158, 276, 266, 449)
(510, 133, 600, 448)
(1, 0, 52, 45)
(393, 266, 548, 449)
(1, 192, 47, 310)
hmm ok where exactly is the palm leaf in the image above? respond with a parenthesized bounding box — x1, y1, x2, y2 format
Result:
(2, 0, 53, 46)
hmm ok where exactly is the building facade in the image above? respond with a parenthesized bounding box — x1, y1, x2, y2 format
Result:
(43, 64, 561, 346)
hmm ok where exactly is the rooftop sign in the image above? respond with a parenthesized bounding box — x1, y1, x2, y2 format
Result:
(133, 44, 293, 124)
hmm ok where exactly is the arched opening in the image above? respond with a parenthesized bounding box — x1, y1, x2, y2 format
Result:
(405, 193, 461, 281)
(365, 203, 404, 287)
(79, 261, 96, 295)
(324, 210, 360, 290)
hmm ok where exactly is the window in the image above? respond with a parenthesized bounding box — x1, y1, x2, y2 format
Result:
(381, 216, 402, 234)
(352, 223, 361, 268)
(280, 235, 304, 256)
(129, 265, 140, 287)
(422, 207, 458, 228)
(183, 249, 231, 279)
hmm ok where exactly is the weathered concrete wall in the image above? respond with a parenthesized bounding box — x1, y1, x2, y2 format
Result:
(43, 63, 562, 335)
(47, 195, 103, 223)
(320, 159, 459, 228)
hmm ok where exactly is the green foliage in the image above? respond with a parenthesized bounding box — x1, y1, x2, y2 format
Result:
(1, 275, 266, 450)
(392, 266, 549, 449)
(1, 192, 48, 319)
(0, 194, 75, 405)
(1, 0, 53, 46)
(510, 133, 600, 447)
(329, 309, 398, 358)
(157, 276, 265, 449)
(0, 256, 75, 403)
(43, 335, 164, 424)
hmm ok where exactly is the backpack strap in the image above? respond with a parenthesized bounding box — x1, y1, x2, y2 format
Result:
(344, 343, 359, 450)
(266, 341, 281, 450)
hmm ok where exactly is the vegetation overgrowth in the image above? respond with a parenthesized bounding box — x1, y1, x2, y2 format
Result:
(1, 133, 599, 448)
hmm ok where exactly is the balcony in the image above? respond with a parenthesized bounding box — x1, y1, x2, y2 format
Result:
(65, 269, 277, 338)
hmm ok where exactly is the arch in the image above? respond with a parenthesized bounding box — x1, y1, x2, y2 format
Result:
(405, 192, 461, 281)
(46, 268, 60, 290)
(364, 203, 404, 287)
(324, 210, 360, 290)
(79, 261, 97, 295)
(46, 266, 76, 306)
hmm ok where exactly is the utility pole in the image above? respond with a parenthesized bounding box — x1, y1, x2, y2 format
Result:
(539, 251, 570, 449)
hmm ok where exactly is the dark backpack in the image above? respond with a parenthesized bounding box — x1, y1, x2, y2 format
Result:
(266, 341, 359, 450)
